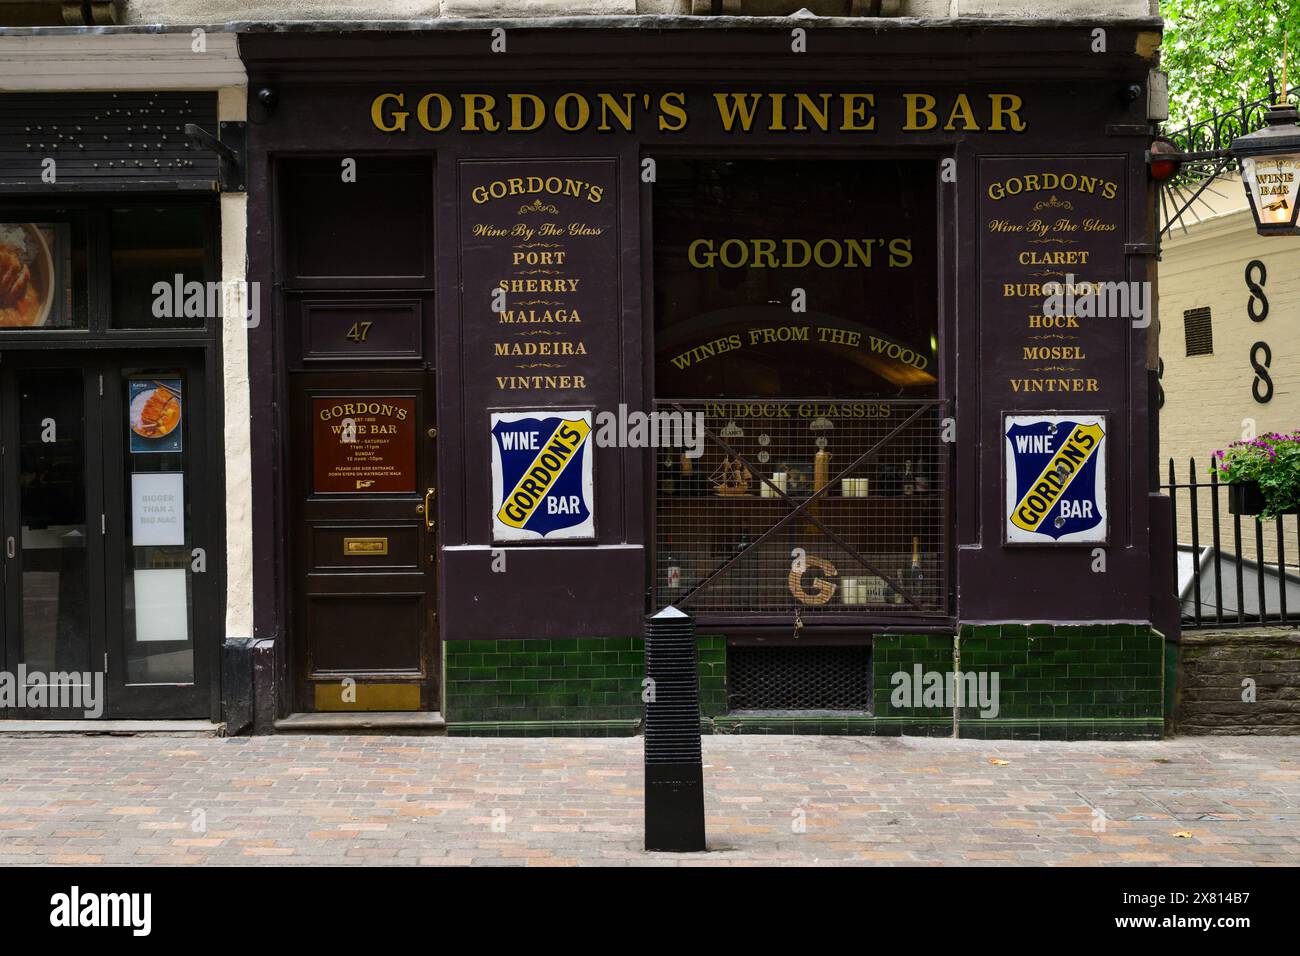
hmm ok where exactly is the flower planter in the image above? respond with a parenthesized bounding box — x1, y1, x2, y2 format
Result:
(1227, 480, 1300, 516)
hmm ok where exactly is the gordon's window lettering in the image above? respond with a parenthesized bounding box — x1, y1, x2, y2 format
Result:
(653, 159, 938, 399)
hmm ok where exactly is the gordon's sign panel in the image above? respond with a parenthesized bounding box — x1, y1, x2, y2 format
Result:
(491, 409, 595, 543)
(978, 156, 1128, 404)
(313, 397, 416, 494)
(458, 158, 618, 402)
(1004, 413, 1107, 545)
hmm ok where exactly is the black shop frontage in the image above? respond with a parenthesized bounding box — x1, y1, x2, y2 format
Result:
(0, 92, 228, 722)
(241, 17, 1176, 738)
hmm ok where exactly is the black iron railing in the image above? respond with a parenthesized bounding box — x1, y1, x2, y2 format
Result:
(1165, 77, 1300, 187)
(1162, 457, 1300, 628)
(652, 399, 950, 620)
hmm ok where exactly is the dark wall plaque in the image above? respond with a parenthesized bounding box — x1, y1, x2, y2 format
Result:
(312, 396, 417, 494)
(457, 158, 619, 407)
(301, 299, 424, 361)
(978, 156, 1129, 405)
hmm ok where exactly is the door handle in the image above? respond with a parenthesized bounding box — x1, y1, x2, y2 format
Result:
(422, 487, 436, 532)
(5, 536, 13, 559)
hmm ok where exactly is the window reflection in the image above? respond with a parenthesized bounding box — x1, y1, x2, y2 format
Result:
(18, 370, 90, 675)
(111, 207, 210, 329)
(0, 221, 84, 329)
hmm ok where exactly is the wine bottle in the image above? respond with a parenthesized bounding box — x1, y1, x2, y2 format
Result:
(660, 452, 677, 497)
(902, 536, 924, 603)
(662, 535, 681, 593)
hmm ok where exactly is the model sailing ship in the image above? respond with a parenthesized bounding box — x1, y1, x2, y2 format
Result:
(710, 456, 752, 496)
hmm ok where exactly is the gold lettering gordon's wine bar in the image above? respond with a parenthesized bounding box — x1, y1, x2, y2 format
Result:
(977, 157, 1128, 401)
(371, 91, 1029, 135)
(458, 158, 619, 403)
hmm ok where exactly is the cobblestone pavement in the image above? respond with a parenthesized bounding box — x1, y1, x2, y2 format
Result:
(0, 734, 1297, 866)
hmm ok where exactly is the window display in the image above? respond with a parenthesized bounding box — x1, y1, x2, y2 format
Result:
(653, 160, 943, 617)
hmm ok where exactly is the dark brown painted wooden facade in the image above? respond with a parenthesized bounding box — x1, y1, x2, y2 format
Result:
(239, 20, 1173, 718)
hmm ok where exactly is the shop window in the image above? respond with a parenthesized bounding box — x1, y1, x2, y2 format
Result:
(0, 218, 86, 329)
(110, 206, 212, 330)
(652, 159, 945, 619)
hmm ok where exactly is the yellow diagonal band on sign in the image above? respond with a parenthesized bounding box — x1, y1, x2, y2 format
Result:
(497, 418, 591, 530)
(1010, 422, 1105, 533)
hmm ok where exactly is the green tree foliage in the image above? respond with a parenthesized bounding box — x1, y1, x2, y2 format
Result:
(1162, 0, 1300, 128)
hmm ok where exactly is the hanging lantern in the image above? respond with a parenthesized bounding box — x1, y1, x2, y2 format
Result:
(1231, 102, 1300, 236)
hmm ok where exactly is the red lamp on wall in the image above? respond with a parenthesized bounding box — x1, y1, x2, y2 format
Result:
(1147, 137, 1183, 182)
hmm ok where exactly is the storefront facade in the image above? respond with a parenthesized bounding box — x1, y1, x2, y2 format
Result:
(239, 13, 1176, 738)
(0, 31, 249, 723)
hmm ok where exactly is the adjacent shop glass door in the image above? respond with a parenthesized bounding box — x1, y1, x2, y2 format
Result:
(1, 366, 102, 717)
(0, 353, 212, 719)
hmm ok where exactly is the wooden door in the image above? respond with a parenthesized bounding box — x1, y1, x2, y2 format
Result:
(291, 371, 438, 712)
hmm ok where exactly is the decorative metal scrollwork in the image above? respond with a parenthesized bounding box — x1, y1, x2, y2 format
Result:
(1158, 75, 1299, 242)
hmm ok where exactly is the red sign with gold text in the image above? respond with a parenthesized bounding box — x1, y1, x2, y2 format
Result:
(312, 396, 416, 494)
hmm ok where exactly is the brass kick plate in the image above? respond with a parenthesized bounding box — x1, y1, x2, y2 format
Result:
(343, 536, 388, 556)
(314, 682, 420, 712)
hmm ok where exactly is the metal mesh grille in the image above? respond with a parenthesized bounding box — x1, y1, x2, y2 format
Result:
(654, 399, 947, 617)
(727, 645, 872, 711)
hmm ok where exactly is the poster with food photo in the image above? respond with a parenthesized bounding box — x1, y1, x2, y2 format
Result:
(129, 379, 183, 454)
(0, 223, 65, 328)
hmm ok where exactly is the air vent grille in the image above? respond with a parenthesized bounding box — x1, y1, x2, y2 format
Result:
(1184, 306, 1213, 357)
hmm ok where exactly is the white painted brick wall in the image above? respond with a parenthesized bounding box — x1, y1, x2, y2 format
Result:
(1160, 208, 1300, 565)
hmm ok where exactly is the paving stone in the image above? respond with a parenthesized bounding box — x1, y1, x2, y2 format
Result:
(0, 735, 1295, 865)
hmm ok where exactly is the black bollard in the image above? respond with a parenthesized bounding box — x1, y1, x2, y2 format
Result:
(643, 605, 706, 852)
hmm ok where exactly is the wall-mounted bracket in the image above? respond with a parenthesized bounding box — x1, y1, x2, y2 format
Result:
(184, 121, 246, 193)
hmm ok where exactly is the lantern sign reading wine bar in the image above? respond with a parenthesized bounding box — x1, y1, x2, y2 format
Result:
(1234, 102, 1300, 236)
(1151, 55, 1300, 239)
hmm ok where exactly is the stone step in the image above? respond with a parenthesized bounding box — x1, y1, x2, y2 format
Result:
(274, 712, 447, 735)
(0, 720, 222, 736)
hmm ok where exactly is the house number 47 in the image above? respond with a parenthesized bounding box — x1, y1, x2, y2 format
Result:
(346, 321, 373, 343)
